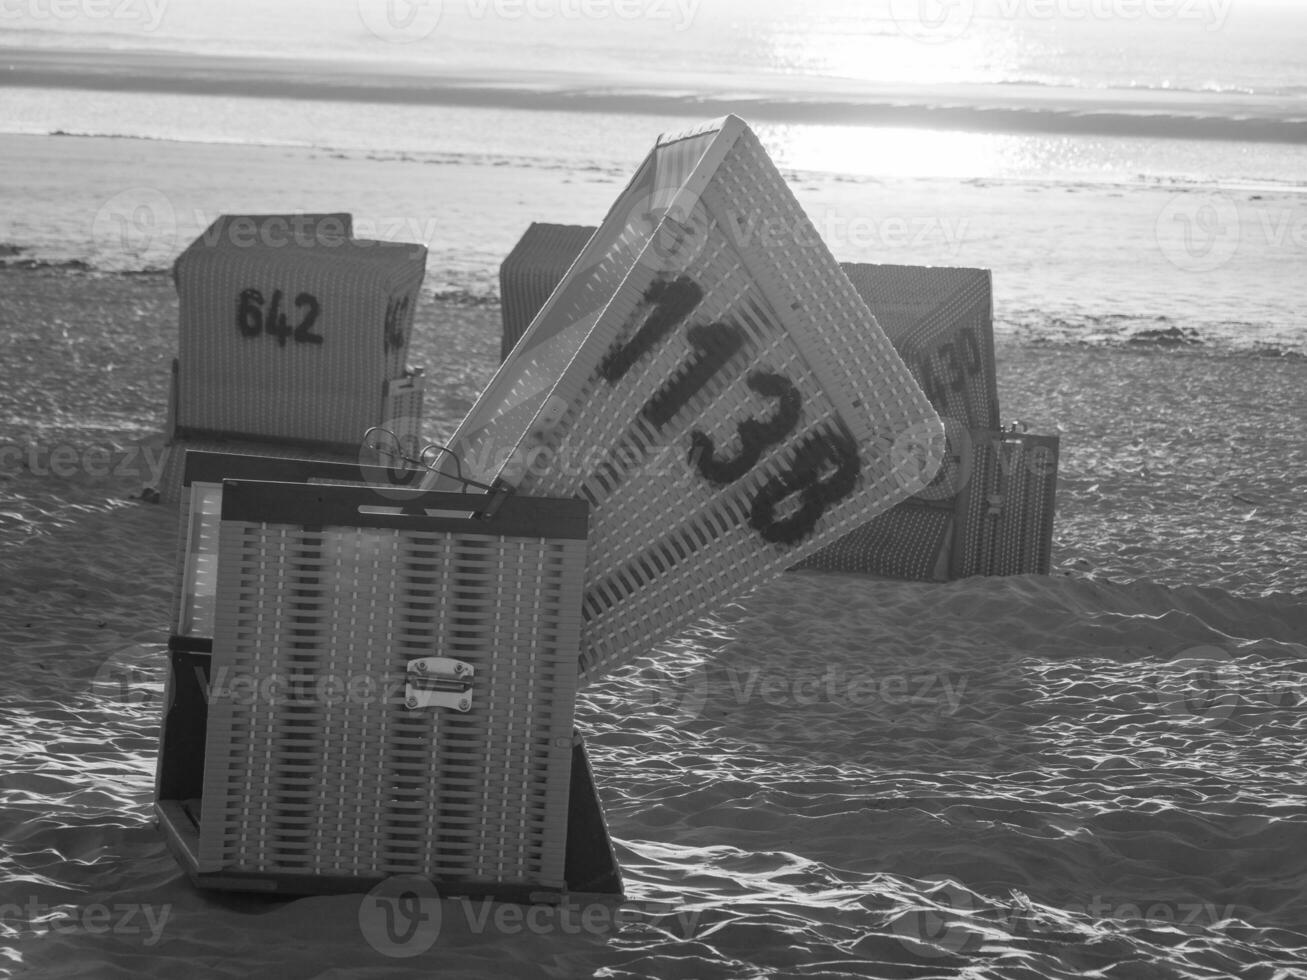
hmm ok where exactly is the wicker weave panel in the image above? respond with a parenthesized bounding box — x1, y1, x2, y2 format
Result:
(837, 264, 998, 431)
(197, 485, 586, 888)
(500, 223, 597, 361)
(495, 224, 1063, 584)
(174, 214, 426, 448)
(170, 451, 432, 639)
(438, 117, 944, 682)
(953, 431, 1060, 577)
(796, 501, 954, 581)
(156, 375, 425, 507)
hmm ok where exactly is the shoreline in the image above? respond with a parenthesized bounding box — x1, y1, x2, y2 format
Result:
(2, 257, 1302, 359)
(4, 46, 1307, 144)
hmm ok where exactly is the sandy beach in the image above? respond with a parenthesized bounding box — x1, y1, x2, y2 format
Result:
(4, 0, 1307, 971)
(1, 265, 1304, 978)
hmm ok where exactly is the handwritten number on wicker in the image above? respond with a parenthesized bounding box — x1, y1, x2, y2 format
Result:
(940, 341, 966, 393)
(749, 426, 861, 545)
(690, 370, 802, 486)
(918, 357, 948, 410)
(264, 290, 292, 346)
(293, 292, 323, 345)
(383, 294, 408, 351)
(600, 274, 858, 546)
(600, 276, 704, 383)
(235, 288, 323, 346)
(919, 331, 983, 411)
(961, 326, 982, 375)
(237, 288, 263, 338)
(641, 322, 745, 429)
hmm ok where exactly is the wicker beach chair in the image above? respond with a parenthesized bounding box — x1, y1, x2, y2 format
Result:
(498, 225, 1058, 582)
(431, 115, 946, 683)
(156, 451, 622, 899)
(499, 222, 597, 362)
(153, 213, 427, 503)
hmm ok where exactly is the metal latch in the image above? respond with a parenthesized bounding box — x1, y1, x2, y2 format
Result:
(405, 657, 473, 711)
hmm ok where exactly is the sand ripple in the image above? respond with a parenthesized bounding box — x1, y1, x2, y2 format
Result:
(0, 272, 1304, 977)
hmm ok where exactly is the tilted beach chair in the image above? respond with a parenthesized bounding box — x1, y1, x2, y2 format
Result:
(498, 225, 1059, 582)
(432, 115, 946, 683)
(152, 213, 427, 503)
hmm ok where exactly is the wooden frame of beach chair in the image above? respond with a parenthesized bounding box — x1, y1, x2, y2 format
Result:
(155, 450, 622, 902)
(152, 213, 429, 504)
(432, 116, 946, 684)
(498, 223, 1058, 581)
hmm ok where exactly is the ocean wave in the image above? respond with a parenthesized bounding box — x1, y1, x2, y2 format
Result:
(4, 46, 1306, 145)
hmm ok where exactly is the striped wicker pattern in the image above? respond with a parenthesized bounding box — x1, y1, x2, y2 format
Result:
(500, 223, 596, 361)
(175, 478, 223, 639)
(953, 431, 1059, 577)
(173, 213, 426, 450)
(437, 116, 945, 682)
(196, 481, 587, 888)
(171, 450, 429, 643)
(838, 264, 998, 431)
(799, 500, 955, 581)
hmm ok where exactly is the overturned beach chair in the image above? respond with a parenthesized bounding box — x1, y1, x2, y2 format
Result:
(435, 115, 945, 682)
(156, 451, 622, 900)
(151, 213, 428, 503)
(498, 223, 1058, 581)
